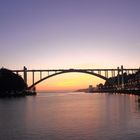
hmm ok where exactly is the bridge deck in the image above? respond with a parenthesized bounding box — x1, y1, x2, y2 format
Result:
(12, 68, 140, 72)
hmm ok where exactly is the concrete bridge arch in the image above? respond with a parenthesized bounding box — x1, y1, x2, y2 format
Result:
(28, 70, 108, 89)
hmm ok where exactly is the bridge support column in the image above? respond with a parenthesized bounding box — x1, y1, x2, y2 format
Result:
(127, 70, 129, 75)
(117, 67, 120, 89)
(40, 71, 42, 79)
(98, 70, 101, 75)
(111, 70, 115, 77)
(23, 66, 27, 84)
(105, 71, 108, 78)
(32, 71, 35, 85)
(121, 65, 124, 89)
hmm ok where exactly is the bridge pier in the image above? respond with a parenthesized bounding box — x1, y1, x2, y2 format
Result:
(117, 67, 120, 88)
(40, 71, 42, 79)
(23, 66, 27, 85)
(127, 70, 130, 75)
(112, 70, 115, 77)
(117, 66, 124, 89)
(98, 70, 101, 75)
(105, 71, 108, 78)
(32, 71, 35, 85)
(121, 65, 124, 89)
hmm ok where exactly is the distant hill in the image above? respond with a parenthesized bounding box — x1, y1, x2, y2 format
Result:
(0, 68, 27, 96)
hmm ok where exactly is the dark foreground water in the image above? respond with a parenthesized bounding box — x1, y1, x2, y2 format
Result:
(0, 92, 140, 140)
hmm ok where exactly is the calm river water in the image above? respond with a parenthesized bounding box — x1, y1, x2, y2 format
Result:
(0, 92, 140, 140)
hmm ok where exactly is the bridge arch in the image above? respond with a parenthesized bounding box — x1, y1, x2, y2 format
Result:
(28, 70, 108, 89)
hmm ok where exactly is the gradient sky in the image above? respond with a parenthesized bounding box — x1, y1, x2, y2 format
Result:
(0, 0, 140, 91)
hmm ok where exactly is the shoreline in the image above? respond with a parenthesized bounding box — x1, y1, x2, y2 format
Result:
(87, 89, 140, 96)
(0, 90, 36, 98)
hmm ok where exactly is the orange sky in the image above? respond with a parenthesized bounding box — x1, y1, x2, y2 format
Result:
(25, 71, 105, 92)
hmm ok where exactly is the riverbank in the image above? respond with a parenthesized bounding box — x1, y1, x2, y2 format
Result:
(87, 89, 140, 96)
(0, 90, 36, 98)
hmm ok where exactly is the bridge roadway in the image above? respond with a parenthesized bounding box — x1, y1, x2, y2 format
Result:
(12, 68, 139, 72)
(12, 66, 140, 90)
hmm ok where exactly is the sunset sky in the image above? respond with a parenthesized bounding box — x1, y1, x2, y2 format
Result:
(0, 0, 140, 91)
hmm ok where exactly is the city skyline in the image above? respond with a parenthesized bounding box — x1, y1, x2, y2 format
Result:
(1, 0, 140, 91)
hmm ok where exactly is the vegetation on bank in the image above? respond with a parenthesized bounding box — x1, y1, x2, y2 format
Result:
(0, 68, 36, 97)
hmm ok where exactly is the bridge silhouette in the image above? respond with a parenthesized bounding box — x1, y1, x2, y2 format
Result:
(12, 66, 139, 90)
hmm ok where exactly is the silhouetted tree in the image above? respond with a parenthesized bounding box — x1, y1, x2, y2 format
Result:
(97, 83, 104, 89)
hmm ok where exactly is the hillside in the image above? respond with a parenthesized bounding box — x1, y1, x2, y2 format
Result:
(0, 68, 27, 97)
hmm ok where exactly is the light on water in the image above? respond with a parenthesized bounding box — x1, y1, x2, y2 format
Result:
(0, 92, 140, 140)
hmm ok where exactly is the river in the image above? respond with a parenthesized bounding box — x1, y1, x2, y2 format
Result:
(0, 92, 140, 140)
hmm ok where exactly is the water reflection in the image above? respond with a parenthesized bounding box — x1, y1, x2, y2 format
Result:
(134, 96, 140, 112)
(0, 93, 140, 140)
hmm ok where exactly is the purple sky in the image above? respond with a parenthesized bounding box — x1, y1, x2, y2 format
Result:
(0, 0, 140, 69)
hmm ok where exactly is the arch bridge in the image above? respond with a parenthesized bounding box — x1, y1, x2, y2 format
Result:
(12, 66, 139, 90)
